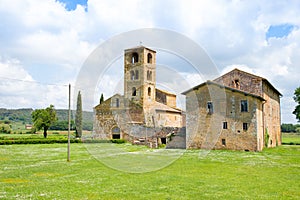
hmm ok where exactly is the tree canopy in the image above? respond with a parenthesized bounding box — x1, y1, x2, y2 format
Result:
(293, 87, 300, 122)
(32, 105, 57, 138)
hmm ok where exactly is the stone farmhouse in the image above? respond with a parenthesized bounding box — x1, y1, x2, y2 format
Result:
(182, 68, 281, 151)
(94, 46, 184, 146)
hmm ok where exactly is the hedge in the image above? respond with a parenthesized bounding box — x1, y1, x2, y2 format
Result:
(0, 138, 126, 145)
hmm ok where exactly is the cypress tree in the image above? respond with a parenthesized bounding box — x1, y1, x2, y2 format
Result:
(75, 91, 82, 138)
(100, 93, 104, 104)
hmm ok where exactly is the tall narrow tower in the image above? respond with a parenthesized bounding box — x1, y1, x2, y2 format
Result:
(124, 46, 156, 107)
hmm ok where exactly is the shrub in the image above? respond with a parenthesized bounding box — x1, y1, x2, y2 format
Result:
(0, 138, 82, 145)
(111, 139, 126, 144)
(0, 124, 12, 134)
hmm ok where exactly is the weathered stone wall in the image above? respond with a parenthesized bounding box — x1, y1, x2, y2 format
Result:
(185, 83, 263, 151)
(155, 89, 177, 108)
(156, 89, 167, 105)
(155, 110, 183, 127)
(124, 47, 156, 106)
(214, 69, 263, 97)
(262, 81, 281, 147)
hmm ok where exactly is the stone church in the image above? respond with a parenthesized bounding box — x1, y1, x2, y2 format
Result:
(182, 68, 281, 151)
(94, 45, 281, 151)
(93, 46, 184, 146)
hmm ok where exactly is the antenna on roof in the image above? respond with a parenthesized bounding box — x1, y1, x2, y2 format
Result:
(139, 41, 143, 45)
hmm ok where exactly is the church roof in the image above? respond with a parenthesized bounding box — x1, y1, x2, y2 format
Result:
(155, 88, 176, 96)
(151, 101, 182, 113)
(124, 45, 156, 53)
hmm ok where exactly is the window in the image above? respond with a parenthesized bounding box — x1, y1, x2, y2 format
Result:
(116, 98, 119, 107)
(223, 122, 228, 129)
(147, 70, 152, 81)
(131, 53, 139, 63)
(243, 123, 248, 131)
(241, 100, 248, 112)
(147, 53, 152, 63)
(130, 70, 135, 80)
(222, 139, 226, 146)
(132, 87, 136, 96)
(148, 87, 151, 96)
(135, 70, 139, 80)
(234, 79, 240, 89)
(207, 102, 213, 114)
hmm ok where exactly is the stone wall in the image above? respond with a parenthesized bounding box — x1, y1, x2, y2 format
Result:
(214, 69, 263, 97)
(185, 83, 264, 151)
(262, 81, 281, 147)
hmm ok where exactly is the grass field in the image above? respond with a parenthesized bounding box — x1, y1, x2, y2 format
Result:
(282, 133, 300, 144)
(0, 142, 299, 199)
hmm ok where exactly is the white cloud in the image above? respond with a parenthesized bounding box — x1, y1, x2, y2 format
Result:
(0, 0, 299, 123)
(0, 57, 33, 81)
(0, 57, 69, 109)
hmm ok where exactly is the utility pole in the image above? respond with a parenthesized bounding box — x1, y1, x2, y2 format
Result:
(67, 84, 71, 162)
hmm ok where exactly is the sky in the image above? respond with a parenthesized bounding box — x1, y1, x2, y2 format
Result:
(0, 0, 299, 124)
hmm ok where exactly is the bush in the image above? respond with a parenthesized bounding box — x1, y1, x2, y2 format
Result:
(0, 124, 11, 134)
(111, 139, 126, 144)
(0, 138, 82, 145)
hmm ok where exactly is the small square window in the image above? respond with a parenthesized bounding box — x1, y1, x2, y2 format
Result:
(243, 123, 248, 131)
(222, 139, 226, 146)
(241, 100, 248, 112)
(223, 122, 228, 129)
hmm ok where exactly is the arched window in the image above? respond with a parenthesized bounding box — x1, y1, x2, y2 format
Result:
(130, 70, 135, 80)
(147, 70, 152, 81)
(131, 53, 139, 63)
(132, 87, 137, 96)
(232, 79, 240, 89)
(135, 70, 139, 80)
(147, 53, 152, 63)
(148, 87, 151, 96)
(112, 127, 120, 139)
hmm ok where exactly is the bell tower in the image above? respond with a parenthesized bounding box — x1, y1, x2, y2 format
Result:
(124, 46, 156, 107)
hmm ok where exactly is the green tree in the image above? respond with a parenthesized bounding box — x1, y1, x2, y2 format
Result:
(293, 87, 300, 122)
(31, 105, 57, 138)
(75, 91, 82, 138)
(0, 123, 11, 134)
(100, 93, 104, 104)
(281, 123, 296, 133)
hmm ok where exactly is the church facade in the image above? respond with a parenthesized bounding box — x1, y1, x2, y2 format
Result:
(93, 46, 184, 145)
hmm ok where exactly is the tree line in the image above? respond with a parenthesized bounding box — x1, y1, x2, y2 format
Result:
(281, 123, 300, 133)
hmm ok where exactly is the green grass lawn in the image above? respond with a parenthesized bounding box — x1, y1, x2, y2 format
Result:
(282, 133, 300, 144)
(0, 143, 299, 199)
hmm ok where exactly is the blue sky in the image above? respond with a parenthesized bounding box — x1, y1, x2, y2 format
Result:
(0, 0, 300, 124)
(58, 0, 87, 11)
(266, 24, 296, 39)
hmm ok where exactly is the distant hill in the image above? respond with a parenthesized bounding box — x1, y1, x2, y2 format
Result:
(0, 108, 94, 124)
(0, 108, 33, 124)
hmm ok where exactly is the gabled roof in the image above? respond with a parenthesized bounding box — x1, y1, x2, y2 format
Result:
(94, 93, 123, 109)
(182, 80, 266, 101)
(155, 88, 176, 97)
(215, 68, 282, 96)
(152, 101, 182, 113)
(124, 45, 156, 53)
